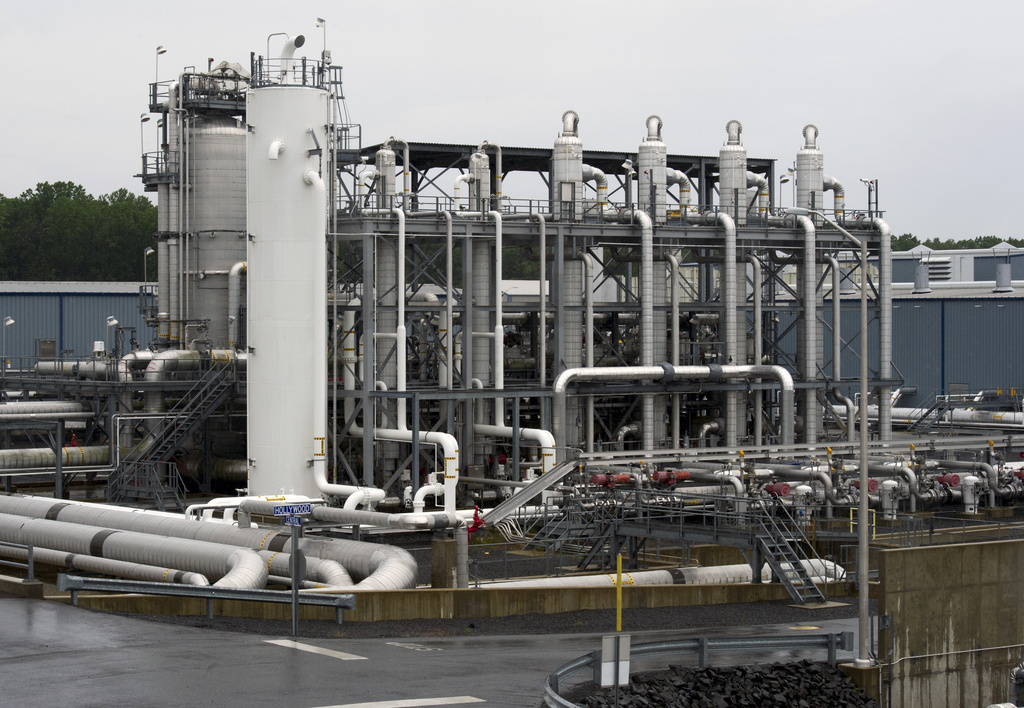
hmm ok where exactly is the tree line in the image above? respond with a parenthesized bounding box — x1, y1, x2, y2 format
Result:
(1, 183, 1017, 282)
(892, 233, 1024, 252)
(0, 182, 157, 281)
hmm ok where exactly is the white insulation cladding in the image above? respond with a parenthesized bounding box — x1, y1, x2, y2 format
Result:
(245, 84, 330, 499)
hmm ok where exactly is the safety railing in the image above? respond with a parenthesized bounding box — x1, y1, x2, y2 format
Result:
(543, 632, 854, 707)
(57, 574, 355, 624)
(0, 541, 36, 581)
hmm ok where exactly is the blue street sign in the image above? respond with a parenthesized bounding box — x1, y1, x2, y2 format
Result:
(283, 515, 302, 527)
(273, 503, 313, 516)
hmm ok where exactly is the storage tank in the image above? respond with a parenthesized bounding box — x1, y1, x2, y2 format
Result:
(638, 115, 667, 225)
(552, 110, 583, 221)
(246, 80, 330, 499)
(796, 124, 824, 223)
(719, 120, 747, 226)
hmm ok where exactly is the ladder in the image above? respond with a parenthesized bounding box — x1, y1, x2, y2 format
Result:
(754, 502, 828, 604)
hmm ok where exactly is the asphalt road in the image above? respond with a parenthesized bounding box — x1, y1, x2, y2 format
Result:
(0, 597, 861, 708)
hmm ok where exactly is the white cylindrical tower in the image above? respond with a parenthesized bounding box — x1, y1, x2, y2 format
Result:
(468, 151, 491, 212)
(638, 115, 667, 225)
(719, 120, 747, 226)
(246, 83, 330, 499)
(374, 144, 397, 209)
(552, 110, 583, 221)
(796, 124, 824, 223)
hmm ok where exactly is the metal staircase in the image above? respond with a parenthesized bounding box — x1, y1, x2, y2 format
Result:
(754, 502, 827, 604)
(906, 394, 955, 432)
(482, 458, 582, 526)
(108, 364, 237, 511)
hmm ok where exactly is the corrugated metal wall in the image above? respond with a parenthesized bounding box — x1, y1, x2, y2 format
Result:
(891, 297, 1024, 407)
(0, 285, 154, 368)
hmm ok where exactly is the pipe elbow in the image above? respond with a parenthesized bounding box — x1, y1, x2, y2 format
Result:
(267, 140, 284, 160)
(646, 114, 663, 140)
(561, 109, 579, 136)
(726, 120, 743, 144)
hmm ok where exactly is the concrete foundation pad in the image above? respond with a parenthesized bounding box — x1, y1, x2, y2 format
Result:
(840, 661, 880, 701)
(0, 574, 44, 599)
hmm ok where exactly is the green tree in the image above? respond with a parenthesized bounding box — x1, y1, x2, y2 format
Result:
(0, 183, 155, 281)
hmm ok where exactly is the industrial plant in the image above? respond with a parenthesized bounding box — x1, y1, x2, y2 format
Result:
(2, 31, 1024, 706)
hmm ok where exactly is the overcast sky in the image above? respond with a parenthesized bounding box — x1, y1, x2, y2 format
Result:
(2, 0, 1019, 241)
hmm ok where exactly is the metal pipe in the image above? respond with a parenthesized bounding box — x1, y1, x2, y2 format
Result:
(552, 364, 795, 456)
(227, 261, 246, 350)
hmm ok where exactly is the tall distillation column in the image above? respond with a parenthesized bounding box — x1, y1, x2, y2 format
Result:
(246, 61, 330, 498)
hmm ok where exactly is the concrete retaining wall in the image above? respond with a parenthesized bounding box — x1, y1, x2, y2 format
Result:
(55, 580, 849, 623)
(879, 539, 1024, 707)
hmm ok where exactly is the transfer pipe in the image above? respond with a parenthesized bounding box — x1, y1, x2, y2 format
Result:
(552, 364, 795, 458)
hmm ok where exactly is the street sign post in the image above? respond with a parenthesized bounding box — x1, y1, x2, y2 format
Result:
(270, 504, 313, 636)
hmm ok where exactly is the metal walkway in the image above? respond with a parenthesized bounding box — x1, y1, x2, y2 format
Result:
(481, 458, 583, 527)
(527, 489, 829, 604)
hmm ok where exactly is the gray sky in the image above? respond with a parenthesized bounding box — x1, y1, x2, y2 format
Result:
(2, 0, 1019, 241)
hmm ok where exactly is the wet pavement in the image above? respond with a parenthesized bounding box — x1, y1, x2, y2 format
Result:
(0, 596, 863, 707)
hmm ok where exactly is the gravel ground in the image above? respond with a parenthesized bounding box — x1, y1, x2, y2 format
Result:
(104, 597, 868, 640)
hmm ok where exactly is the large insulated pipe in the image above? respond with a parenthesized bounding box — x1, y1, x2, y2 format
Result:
(666, 169, 693, 215)
(533, 212, 548, 393)
(277, 34, 306, 83)
(823, 175, 845, 222)
(227, 261, 246, 350)
(666, 253, 682, 447)
(603, 209, 656, 450)
(552, 364, 795, 456)
(0, 541, 210, 585)
(581, 164, 607, 213)
(746, 254, 763, 445)
(0, 495, 417, 590)
(0, 513, 267, 588)
(746, 172, 769, 222)
(0, 446, 108, 471)
(794, 213, 819, 443)
(474, 423, 555, 475)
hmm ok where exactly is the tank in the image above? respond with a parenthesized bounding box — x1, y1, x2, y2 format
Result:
(796, 124, 824, 224)
(374, 144, 397, 208)
(638, 115, 667, 225)
(246, 81, 330, 499)
(552, 110, 583, 221)
(468, 150, 491, 211)
(187, 115, 247, 348)
(719, 120, 747, 226)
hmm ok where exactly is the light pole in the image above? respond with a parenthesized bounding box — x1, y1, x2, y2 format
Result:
(787, 206, 873, 668)
(140, 113, 150, 170)
(779, 173, 790, 210)
(155, 45, 166, 87)
(144, 246, 155, 283)
(105, 316, 119, 357)
(316, 18, 327, 63)
(2, 316, 14, 382)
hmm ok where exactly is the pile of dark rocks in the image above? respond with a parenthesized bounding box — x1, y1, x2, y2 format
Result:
(578, 660, 880, 707)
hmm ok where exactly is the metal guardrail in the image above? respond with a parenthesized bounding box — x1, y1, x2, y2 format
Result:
(57, 574, 355, 623)
(543, 631, 854, 708)
(0, 541, 36, 581)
